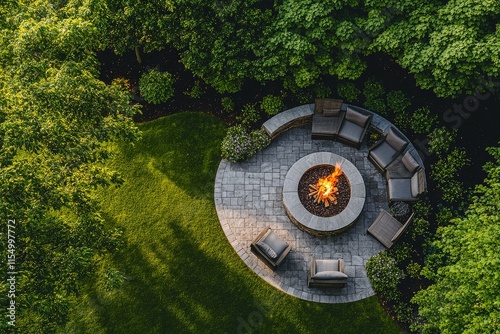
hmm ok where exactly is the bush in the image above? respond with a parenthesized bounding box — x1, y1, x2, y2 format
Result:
(406, 261, 422, 279)
(185, 80, 204, 99)
(411, 107, 438, 135)
(221, 96, 235, 112)
(363, 78, 385, 100)
(221, 125, 270, 162)
(237, 103, 261, 127)
(431, 148, 470, 203)
(386, 90, 411, 113)
(428, 127, 457, 156)
(409, 217, 430, 240)
(314, 82, 332, 99)
(260, 95, 284, 115)
(139, 68, 175, 104)
(366, 251, 405, 302)
(337, 82, 361, 102)
(364, 98, 386, 114)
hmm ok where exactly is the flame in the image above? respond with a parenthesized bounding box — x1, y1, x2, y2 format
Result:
(308, 164, 343, 207)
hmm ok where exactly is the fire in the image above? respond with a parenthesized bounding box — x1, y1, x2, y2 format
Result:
(308, 164, 343, 207)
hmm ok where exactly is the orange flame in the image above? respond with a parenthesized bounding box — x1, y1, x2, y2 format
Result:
(309, 164, 343, 207)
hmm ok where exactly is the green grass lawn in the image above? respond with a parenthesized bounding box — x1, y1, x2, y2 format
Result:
(65, 112, 402, 334)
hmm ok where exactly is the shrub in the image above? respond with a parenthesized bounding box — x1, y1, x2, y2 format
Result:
(428, 127, 457, 156)
(363, 78, 385, 100)
(185, 80, 204, 99)
(364, 98, 386, 114)
(237, 103, 261, 127)
(406, 261, 422, 279)
(431, 148, 470, 203)
(337, 82, 361, 102)
(409, 217, 430, 240)
(435, 205, 454, 226)
(260, 95, 284, 116)
(366, 251, 405, 302)
(139, 68, 175, 104)
(314, 82, 332, 99)
(390, 242, 413, 263)
(221, 125, 270, 162)
(221, 96, 235, 112)
(386, 90, 411, 113)
(411, 107, 438, 134)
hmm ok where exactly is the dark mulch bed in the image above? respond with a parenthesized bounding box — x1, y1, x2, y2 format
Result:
(298, 165, 350, 217)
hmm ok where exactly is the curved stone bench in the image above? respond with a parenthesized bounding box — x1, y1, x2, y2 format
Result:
(262, 104, 314, 139)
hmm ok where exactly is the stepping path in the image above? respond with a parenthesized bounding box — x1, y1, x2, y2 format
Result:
(214, 113, 390, 303)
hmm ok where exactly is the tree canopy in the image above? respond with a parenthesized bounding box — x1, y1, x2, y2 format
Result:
(0, 1, 139, 331)
(412, 146, 500, 334)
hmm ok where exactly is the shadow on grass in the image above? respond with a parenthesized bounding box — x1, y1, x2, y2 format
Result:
(123, 112, 226, 200)
(87, 218, 273, 334)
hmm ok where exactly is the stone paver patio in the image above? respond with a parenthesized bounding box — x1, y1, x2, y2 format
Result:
(214, 117, 391, 303)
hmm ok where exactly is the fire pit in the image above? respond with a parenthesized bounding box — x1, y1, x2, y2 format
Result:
(283, 152, 366, 236)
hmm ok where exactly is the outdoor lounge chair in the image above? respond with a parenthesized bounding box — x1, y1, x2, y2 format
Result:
(387, 168, 427, 202)
(307, 258, 347, 288)
(311, 98, 343, 140)
(368, 126, 409, 173)
(250, 227, 291, 271)
(368, 209, 415, 248)
(336, 106, 372, 149)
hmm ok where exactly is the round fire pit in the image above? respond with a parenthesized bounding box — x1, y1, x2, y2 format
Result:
(283, 152, 366, 236)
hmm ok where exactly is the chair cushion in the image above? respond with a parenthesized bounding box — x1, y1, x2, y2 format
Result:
(388, 178, 413, 201)
(315, 259, 340, 272)
(345, 107, 370, 126)
(402, 151, 419, 173)
(312, 114, 340, 136)
(312, 271, 348, 280)
(262, 230, 288, 256)
(411, 172, 420, 197)
(256, 241, 277, 259)
(338, 121, 364, 144)
(323, 108, 340, 117)
(386, 127, 408, 152)
(369, 141, 397, 169)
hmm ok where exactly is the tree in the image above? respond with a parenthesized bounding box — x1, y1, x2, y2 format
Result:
(370, 0, 500, 97)
(0, 1, 140, 332)
(412, 146, 500, 334)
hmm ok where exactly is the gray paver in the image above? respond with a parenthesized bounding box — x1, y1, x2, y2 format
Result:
(214, 121, 389, 304)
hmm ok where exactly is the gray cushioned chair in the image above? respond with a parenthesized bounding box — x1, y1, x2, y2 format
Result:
(387, 168, 427, 202)
(368, 127, 409, 173)
(311, 98, 343, 140)
(337, 106, 372, 149)
(250, 227, 291, 271)
(307, 258, 347, 288)
(368, 209, 416, 248)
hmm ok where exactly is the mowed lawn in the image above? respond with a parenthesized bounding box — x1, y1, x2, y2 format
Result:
(65, 112, 402, 334)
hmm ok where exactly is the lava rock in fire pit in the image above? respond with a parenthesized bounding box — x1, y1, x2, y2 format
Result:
(298, 165, 350, 217)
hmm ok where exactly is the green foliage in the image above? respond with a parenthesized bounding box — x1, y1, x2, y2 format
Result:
(409, 217, 430, 240)
(390, 242, 413, 263)
(364, 98, 386, 114)
(406, 261, 422, 279)
(237, 103, 261, 128)
(260, 94, 284, 116)
(185, 80, 205, 99)
(363, 78, 385, 100)
(431, 148, 470, 203)
(139, 68, 175, 104)
(411, 107, 438, 135)
(435, 205, 454, 226)
(221, 125, 270, 162)
(412, 199, 432, 217)
(221, 96, 235, 112)
(337, 82, 361, 102)
(428, 127, 457, 156)
(387, 90, 411, 113)
(366, 251, 405, 302)
(314, 82, 332, 99)
(413, 146, 500, 334)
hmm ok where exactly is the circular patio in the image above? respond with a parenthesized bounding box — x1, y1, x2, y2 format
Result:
(214, 121, 391, 303)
